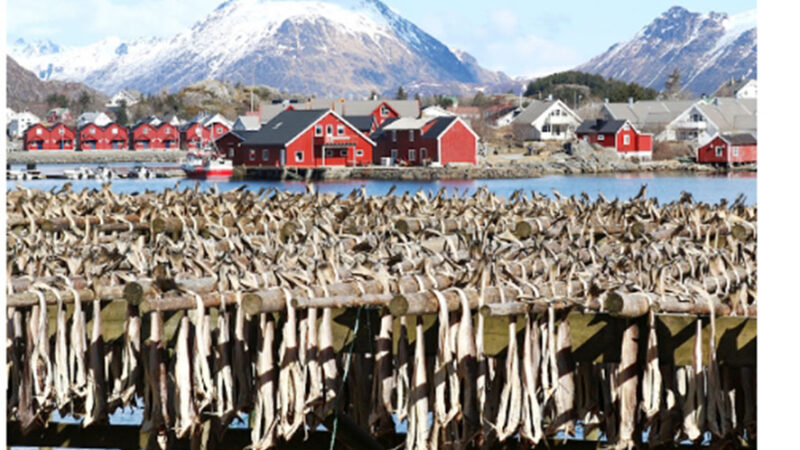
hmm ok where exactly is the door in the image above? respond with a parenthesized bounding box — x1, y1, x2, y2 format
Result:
(280, 148, 286, 167)
(38, 142, 43, 150)
(60, 141, 64, 150)
(391, 149, 398, 164)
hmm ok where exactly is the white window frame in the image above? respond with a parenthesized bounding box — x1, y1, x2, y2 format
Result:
(409, 130, 414, 142)
(249, 149, 256, 161)
(409, 149, 416, 161)
(325, 149, 333, 157)
(36, 128, 42, 135)
(326, 125, 333, 136)
(262, 149, 269, 161)
(391, 149, 398, 161)
(295, 151, 304, 162)
(598, 134, 604, 141)
(90, 127, 96, 135)
(623, 135, 630, 145)
(733, 147, 739, 157)
(381, 105, 389, 117)
(340, 149, 347, 157)
(217, 126, 223, 134)
(337, 124, 345, 136)
(112, 127, 118, 135)
(315, 125, 323, 136)
(715, 145, 724, 157)
(228, 148, 234, 158)
(355, 149, 364, 157)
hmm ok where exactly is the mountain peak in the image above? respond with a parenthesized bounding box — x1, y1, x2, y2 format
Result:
(577, 6, 756, 95)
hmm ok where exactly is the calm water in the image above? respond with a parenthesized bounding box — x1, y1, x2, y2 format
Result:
(8, 172, 757, 205)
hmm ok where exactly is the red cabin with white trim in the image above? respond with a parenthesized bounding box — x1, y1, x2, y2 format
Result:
(229, 109, 374, 168)
(182, 122, 210, 150)
(576, 119, 653, 159)
(696, 133, 757, 165)
(78, 122, 128, 150)
(23, 123, 75, 150)
(372, 116, 478, 166)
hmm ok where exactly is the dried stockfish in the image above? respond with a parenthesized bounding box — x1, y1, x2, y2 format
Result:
(69, 287, 88, 402)
(431, 289, 460, 446)
(455, 288, 479, 445)
(616, 320, 638, 449)
(191, 293, 214, 412)
(142, 311, 169, 450)
(8, 308, 24, 413)
(278, 294, 305, 440)
(84, 299, 108, 427)
(174, 315, 198, 438)
(553, 315, 576, 436)
(303, 306, 324, 421)
(407, 316, 430, 450)
(319, 307, 338, 416)
(369, 311, 395, 436)
(214, 301, 236, 425)
(233, 294, 253, 414)
(519, 313, 543, 445)
(492, 315, 522, 441)
(394, 315, 411, 423)
(51, 288, 71, 411)
(641, 309, 662, 423)
(251, 313, 278, 449)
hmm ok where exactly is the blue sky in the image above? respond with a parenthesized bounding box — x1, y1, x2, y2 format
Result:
(6, 0, 756, 77)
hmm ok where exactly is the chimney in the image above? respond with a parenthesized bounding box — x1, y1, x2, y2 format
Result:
(604, 98, 609, 104)
(713, 97, 719, 106)
(628, 97, 634, 107)
(547, 94, 553, 101)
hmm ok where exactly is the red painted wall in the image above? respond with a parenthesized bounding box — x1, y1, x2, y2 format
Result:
(78, 123, 128, 150)
(156, 124, 180, 149)
(184, 123, 210, 149)
(208, 122, 230, 141)
(697, 136, 757, 164)
(371, 102, 399, 127)
(438, 120, 477, 165)
(577, 132, 616, 148)
(24, 123, 75, 150)
(373, 129, 435, 166)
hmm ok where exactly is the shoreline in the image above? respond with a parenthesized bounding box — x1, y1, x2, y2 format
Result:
(7, 150, 189, 165)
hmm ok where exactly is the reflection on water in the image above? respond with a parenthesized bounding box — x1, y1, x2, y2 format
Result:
(9, 172, 757, 205)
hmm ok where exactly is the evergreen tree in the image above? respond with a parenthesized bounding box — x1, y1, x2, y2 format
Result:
(77, 90, 92, 113)
(395, 86, 408, 100)
(664, 68, 682, 97)
(116, 100, 129, 125)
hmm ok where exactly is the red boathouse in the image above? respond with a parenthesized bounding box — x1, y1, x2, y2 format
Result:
(230, 109, 374, 168)
(576, 119, 653, 159)
(371, 116, 479, 166)
(78, 123, 129, 150)
(23, 123, 75, 150)
(696, 133, 757, 165)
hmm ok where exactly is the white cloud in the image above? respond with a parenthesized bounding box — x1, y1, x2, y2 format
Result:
(489, 8, 518, 36)
(484, 33, 581, 76)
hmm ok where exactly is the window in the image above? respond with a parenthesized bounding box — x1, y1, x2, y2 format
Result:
(90, 128, 96, 135)
(381, 105, 389, 117)
(598, 134, 604, 141)
(733, 147, 739, 157)
(340, 149, 347, 157)
(542, 124, 551, 132)
(409, 130, 414, 142)
(295, 151, 304, 162)
(196, 127, 202, 136)
(217, 127, 223, 134)
(326, 125, 333, 136)
(262, 149, 269, 161)
(409, 149, 416, 161)
(165, 127, 171, 134)
(391, 130, 397, 142)
(143, 127, 149, 135)
(355, 149, 364, 157)
(36, 128, 42, 135)
(623, 135, 630, 145)
(715, 146, 724, 157)
(249, 149, 256, 161)
(112, 127, 118, 135)
(325, 149, 333, 157)
(228, 149, 234, 158)
(420, 148, 427, 160)
(315, 125, 323, 136)
(337, 125, 345, 136)
(391, 149, 398, 161)
(59, 128, 65, 135)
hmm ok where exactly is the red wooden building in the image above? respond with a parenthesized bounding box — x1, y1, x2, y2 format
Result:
(130, 122, 181, 150)
(78, 123, 128, 150)
(182, 122, 210, 150)
(371, 116, 479, 166)
(228, 109, 374, 168)
(576, 119, 653, 159)
(23, 123, 75, 150)
(696, 133, 757, 165)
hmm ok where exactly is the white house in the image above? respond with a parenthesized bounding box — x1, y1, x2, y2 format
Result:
(601, 99, 695, 138)
(105, 89, 140, 109)
(232, 115, 261, 131)
(76, 111, 113, 128)
(7, 111, 41, 139)
(421, 105, 454, 119)
(510, 99, 581, 141)
(6, 107, 16, 125)
(662, 98, 757, 144)
(735, 79, 757, 99)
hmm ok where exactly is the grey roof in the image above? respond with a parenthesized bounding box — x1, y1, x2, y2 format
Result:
(696, 98, 757, 134)
(721, 133, 757, 145)
(259, 103, 292, 124)
(300, 99, 420, 118)
(511, 100, 556, 125)
(603, 100, 695, 130)
(343, 115, 374, 132)
(240, 109, 328, 146)
(422, 117, 457, 139)
(233, 115, 261, 131)
(576, 119, 627, 134)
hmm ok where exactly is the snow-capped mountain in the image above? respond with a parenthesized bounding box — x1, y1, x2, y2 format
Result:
(9, 0, 508, 96)
(576, 6, 756, 95)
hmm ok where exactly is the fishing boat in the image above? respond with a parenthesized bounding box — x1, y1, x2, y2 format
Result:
(181, 152, 233, 178)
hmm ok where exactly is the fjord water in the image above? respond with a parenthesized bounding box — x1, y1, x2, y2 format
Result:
(10, 172, 757, 205)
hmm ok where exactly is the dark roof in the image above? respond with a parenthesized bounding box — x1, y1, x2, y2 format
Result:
(77, 122, 125, 132)
(721, 133, 757, 145)
(576, 119, 627, 134)
(421, 116, 457, 139)
(370, 117, 399, 140)
(344, 115, 374, 131)
(240, 109, 328, 146)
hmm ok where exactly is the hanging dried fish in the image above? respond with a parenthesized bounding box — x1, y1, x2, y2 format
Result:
(84, 299, 108, 427)
(29, 291, 53, 420)
(51, 289, 71, 411)
(304, 307, 324, 420)
(7, 308, 24, 413)
(455, 289, 479, 443)
(233, 294, 253, 414)
(191, 294, 214, 412)
(278, 296, 305, 440)
(174, 315, 198, 438)
(553, 315, 576, 436)
(617, 320, 638, 449)
(394, 316, 411, 423)
(519, 313, 543, 445)
(368, 311, 394, 436)
(641, 309, 662, 424)
(69, 288, 88, 403)
(319, 307, 338, 416)
(406, 316, 430, 450)
(142, 311, 169, 450)
(431, 289, 460, 445)
(251, 313, 278, 449)
(492, 314, 522, 441)
(214, 302, 235, 424)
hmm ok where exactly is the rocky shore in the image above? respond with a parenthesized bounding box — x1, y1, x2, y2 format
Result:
(7, 150, 188, 165)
